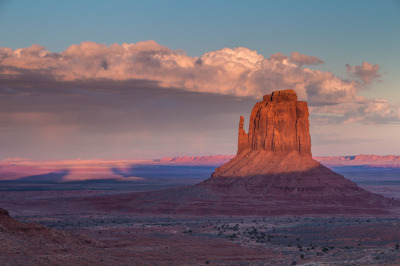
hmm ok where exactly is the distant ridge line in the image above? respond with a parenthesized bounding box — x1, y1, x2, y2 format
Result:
(158, 154, 400, 167)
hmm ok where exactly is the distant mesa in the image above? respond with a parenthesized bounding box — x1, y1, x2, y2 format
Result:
(315, 154, 400, 168)
(157, 154, 400, 168)
(82, 90, 400, 216)
(159, 155, 234, 165)
(157, 154, 400, 167)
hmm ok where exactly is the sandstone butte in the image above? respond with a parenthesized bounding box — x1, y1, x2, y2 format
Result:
(212, 89, 313, 178)
(85, 89, 400, 216)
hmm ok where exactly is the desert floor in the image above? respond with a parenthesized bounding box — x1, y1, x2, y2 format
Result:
(1, 163, 400, 265)
(1, 214, 400, 265)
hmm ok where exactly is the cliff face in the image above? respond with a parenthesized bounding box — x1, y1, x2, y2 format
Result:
(213, 89, 317, 178)
(237, 89, 311, 157)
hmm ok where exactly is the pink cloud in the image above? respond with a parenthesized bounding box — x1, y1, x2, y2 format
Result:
(346, 61, 380, 84)
(0, 41, 395, 124)
(310, 96, 400, 124)
(0, 42, 343, 100)
(290, 51, 324, 66)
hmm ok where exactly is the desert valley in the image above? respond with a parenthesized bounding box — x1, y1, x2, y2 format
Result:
(1, 90, 400, 265)
(2, 1, 400, 264)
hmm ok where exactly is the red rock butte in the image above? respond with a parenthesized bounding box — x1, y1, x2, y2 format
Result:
(211, 89, 317, 178)
(82, 90, 400, 216)
(238, 89, 311, 156)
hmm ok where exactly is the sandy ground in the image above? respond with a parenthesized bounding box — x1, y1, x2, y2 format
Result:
(1, 212, 400, 265)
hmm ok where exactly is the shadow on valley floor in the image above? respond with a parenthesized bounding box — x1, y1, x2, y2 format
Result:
(111, 164, 216, 179)
(1, 164, 400, 201)
(1, 164, 400, 217)
(331, 166, 400, 184)
(0, 165, 215, 192)
(14, 170, 70, 182)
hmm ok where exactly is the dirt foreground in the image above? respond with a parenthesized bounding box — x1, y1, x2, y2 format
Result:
(2, 208, 400, 265)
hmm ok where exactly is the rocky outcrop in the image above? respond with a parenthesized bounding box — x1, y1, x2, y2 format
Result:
(198, 89, 399, 210)
(0, 207, 47, 233)
(214, 89, 315, 178)
(237, 89, 311, 157)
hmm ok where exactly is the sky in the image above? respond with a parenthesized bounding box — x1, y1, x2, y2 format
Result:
(0, 0, 399, 160)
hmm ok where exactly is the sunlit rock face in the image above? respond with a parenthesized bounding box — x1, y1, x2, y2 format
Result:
(213, 89, 318, 178)
(237, 89, 311, 157)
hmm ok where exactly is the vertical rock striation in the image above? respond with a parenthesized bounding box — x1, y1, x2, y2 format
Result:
(213, 89, 319, 178)
(237, 89, 311, 157)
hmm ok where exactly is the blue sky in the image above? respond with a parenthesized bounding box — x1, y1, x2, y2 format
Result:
(1, 1, 398, 57)
(0, 0, 400, 159)
(1, 0, 399, 99)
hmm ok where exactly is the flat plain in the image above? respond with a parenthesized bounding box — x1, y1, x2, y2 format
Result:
(1, 161, 400, 265)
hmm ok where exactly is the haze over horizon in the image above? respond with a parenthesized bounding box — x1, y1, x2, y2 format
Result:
(1, 0, 400, 160)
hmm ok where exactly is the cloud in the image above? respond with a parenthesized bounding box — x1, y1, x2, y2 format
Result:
(0, 41, 342, 100)
(290, 51, 324, 66)
(312, 133, 380, 145)
(0, 41, 396, 124)
(310, 97, 400, 124)
(346, 61, 380, 84)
